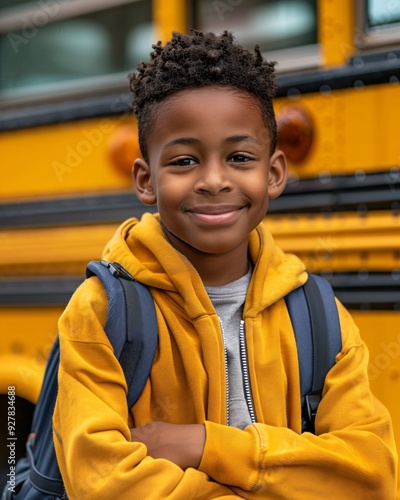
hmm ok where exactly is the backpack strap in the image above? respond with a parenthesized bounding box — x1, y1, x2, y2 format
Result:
(7, 261, 156, 500)
(285, 274, 341, 433)
(86, 260, 158, 409)
(23, 337, 70, 499)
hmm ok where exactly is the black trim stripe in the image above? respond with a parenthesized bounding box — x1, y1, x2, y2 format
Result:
(1, 272, 399, 309)
(0, 171, 398, 228)
(276, 50, 400, 98)
(0, 276, 83, 306)
(322, 272, 400, 310)
(269, 171, 400, 214)
(0, 93, 132, 132)
(0, 193, 157, 228)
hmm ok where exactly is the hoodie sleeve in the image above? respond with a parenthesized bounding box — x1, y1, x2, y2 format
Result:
(53, 277, 237, 500)
(198, 301, 398, 499)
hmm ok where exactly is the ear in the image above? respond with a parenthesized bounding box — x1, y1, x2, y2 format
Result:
(132, 158, 157, 206)
(267, 150, 288, 200)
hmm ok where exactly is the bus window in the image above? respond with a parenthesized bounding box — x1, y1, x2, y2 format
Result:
(0, 0, 30, 9)
(356, 0, 400, 48)
(193, 0, 319, 73)
(0, 0, 153, 99)
(367, 0, 400, 28)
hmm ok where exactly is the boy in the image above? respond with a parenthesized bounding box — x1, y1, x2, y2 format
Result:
(53, 31, 397, 499)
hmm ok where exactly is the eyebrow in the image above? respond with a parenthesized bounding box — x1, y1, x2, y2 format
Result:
(164, 137, 200, 148)
(164, 135, 259, 149)
(225, 135, 259, 144)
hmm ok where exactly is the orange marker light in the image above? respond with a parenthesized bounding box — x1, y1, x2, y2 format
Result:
(276, 105, 314, 164)
(108, 122, 141, 178)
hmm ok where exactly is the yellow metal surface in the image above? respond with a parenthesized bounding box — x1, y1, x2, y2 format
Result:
(351, 310, 400, 497)
(0, 307, 61, 403)
(266, 211, 400, 272)
(1, 210, 398, 276)
(0, 223, 118, 276)
(152, 0, 187, 41)
(318, 0, 354, 66)
(274, 83, 400, 177)
(0, 116, 135, 201)
(0, 355, 44, 405)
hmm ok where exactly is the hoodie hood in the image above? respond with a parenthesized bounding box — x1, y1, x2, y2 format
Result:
(102, 213, 307, 318)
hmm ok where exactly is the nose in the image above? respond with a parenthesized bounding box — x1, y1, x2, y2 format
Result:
(194, 161, 233, 195)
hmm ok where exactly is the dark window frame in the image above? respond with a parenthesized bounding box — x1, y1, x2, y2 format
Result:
(355, 0, 400, 50)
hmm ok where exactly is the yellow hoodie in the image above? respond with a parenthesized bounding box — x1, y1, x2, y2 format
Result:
(53, 213, 397, 499)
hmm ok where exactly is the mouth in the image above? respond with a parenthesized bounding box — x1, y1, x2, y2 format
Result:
(187, 205, 245, 224)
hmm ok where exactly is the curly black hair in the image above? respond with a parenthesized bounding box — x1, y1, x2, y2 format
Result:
(129, 30, 278, 163)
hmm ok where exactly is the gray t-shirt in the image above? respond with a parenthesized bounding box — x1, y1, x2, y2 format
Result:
(206, 267, 253, 429)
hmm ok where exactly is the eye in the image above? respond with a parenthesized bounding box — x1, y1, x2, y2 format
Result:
(228, 153, 254, 163)
(169, 157, 197, 167)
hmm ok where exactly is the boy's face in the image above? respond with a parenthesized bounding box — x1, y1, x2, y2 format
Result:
(134, 86, 287, 262)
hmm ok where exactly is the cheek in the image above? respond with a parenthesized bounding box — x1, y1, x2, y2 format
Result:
(156, 172, 195, 204)
(155, 180, 187, 225)
(242, 170, 269, 197)
(245, 171, 270, 216)
(156, 182, 179, 207)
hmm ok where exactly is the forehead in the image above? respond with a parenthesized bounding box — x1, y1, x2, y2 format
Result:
(160, 85, 263, 120)
(146, 86, 269, 148)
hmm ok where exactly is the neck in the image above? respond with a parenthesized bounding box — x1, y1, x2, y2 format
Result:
(191, 249, 250, 287)
(161, 223, 250, 286)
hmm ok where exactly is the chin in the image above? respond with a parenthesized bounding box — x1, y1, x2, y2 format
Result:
(190, 238, 245, 256)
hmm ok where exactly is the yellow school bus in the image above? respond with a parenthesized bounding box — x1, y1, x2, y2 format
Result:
(0, 0, 399, 490)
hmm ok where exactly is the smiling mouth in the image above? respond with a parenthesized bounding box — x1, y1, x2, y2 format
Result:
(187, 205, 245, 224)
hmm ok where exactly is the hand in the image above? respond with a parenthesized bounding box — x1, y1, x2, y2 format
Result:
(130, 421, 205, 470)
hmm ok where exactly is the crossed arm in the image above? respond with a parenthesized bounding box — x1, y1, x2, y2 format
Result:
(130, 422, 205, 470)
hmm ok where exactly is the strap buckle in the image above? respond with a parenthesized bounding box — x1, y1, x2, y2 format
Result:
(304, 391, 322, 433)
(100, 260, 134, 281)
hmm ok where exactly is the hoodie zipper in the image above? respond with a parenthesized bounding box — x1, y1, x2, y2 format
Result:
(219, 319, 230, 426)
(220, 319, 256, 426)
(239, 320, 256, 423)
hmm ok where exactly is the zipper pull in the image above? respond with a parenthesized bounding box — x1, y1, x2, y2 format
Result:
(100, 260, 134, 281)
